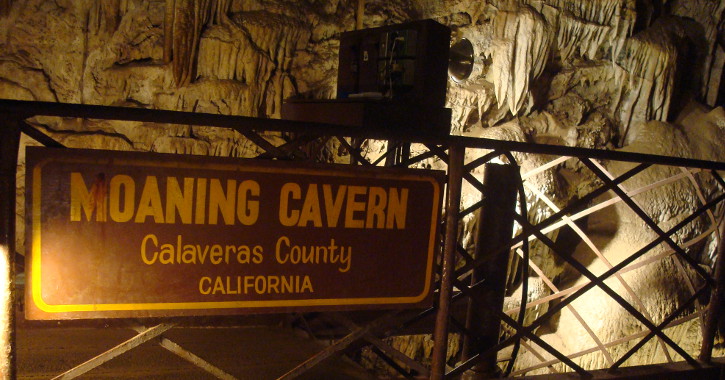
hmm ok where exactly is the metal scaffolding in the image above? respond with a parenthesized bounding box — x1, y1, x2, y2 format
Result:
(1, 99, 724, 379)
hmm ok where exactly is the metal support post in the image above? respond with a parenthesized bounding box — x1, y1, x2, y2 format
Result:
(431, 144, 465, 380)
(0, 118, 19, 380)
(460, 164, 519, 379)
(699, 218, 725, 362)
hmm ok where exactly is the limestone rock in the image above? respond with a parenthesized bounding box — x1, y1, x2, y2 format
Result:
(164, 0, 231, 86)
(670, 0, 725, 105)
(614, 19, 680, 146)
(0, 0, 89, 102)
(489, 5, 553, 116)
(524, 0, 635, 62)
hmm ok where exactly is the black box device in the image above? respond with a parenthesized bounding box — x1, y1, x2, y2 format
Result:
(282, 19, 452, 136)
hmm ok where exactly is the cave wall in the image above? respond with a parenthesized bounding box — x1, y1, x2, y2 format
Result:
(2, 0, 725, 375)
(3, 0, 724, 147)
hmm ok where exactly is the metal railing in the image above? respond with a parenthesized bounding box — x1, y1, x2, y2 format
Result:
(0, 99, 724, 379)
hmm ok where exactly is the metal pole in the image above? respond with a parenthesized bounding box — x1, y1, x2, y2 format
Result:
(699, 218, 725, 363)
(355, 0, 364, 30)
(0, 118, 19, 380)
(460, 164, 519, 379)
(431, 144, 464, 380)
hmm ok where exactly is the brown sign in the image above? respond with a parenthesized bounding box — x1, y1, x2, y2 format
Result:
(25, 147, 443, 319)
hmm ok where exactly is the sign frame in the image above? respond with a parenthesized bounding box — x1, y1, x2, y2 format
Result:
(25, 147, 444, 319)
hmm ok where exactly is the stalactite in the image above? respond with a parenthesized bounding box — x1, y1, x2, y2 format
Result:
(521, 0, 636, 62)
(670, 0, 725, 106)
(164, 0, 231, 87)
(490, 5, 553, 115)
(194, 10, 310, 118)
(196, 13, 281, 83)
(88, 0, 121, 36)
(614, 19, 681, 145)
(556, 12, 612, 61)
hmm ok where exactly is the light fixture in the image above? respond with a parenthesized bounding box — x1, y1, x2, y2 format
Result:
(449, 38, 474, 82)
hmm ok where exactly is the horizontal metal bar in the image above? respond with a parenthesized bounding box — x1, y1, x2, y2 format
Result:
(2, 99, 724, 170)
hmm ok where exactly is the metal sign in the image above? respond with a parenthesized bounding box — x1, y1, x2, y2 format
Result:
(25, 147, 443, 319)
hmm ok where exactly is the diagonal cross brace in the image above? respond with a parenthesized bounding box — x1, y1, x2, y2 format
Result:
(324, 313, 430, 377)
(448, 194, 724, 376)
(335, 136, 372, 165)
(454, 162, 652, 279)
(447, 278, 590, 378)
(581, 158, 714, 286)
(513, 212, 699, 365)
(611, 284, 709, 369)
(277, 311, 400, 379)
(130, 326, 237, 380)
(51, 323, 175, 380)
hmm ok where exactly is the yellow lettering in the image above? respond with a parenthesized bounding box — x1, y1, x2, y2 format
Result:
(268, 276, 279, 293)
(279, 183, 301, 226)
(159, 243, 174, 264)
(236, 245, 250, 263)
(366, 186, 387, 228)
(386, 188, 408, 229)
(109, 175, 134, 222)
(244, 276, 254, 294)
(135, 176, 164, 223)
(195, 178, 207, 224)
(182, 244, 196, 264)
(255, 277, 266, 294)
(208, 179, 236, 225)
(322, 184, 346, 228)
(140, 234, 158, 264)
(344, 186, 366, 228)
(298, 184, 322, 227)
(165, 177, 194, 224)
(210, 245, 223, 265)
(226, 276, 238, 294)
(70, 172, 107, 222)
(199, 277, 211, 294)
(213, 277, 225, 294)
(275, 236, 290, 264)
(236, 180, 260, 225)
(281, 276, 293, 293)
(252, 246, 263, 264)
(301, 276, 313, 293)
